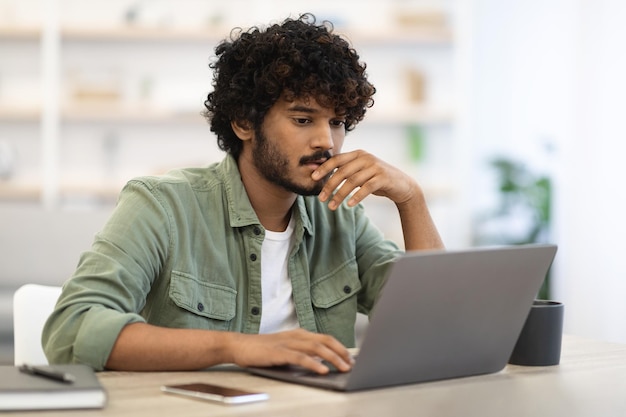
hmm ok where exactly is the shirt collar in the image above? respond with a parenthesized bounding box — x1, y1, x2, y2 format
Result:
(218, 154, 314, 236)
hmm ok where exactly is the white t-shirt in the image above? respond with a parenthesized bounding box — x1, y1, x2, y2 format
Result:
(258, 216, 299, 334)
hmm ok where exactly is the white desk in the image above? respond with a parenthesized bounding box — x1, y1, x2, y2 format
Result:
(7, 335, 626, 417)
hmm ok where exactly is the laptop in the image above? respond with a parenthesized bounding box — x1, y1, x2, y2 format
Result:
(248, 244, 558, 391)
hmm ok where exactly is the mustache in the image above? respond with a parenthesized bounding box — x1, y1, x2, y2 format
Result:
(299, 150, 332, 165)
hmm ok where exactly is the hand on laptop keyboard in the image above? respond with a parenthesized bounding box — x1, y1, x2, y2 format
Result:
(321, 353, 358, 373)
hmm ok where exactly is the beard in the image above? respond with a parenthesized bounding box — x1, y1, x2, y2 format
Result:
(252, 126, 332, 196)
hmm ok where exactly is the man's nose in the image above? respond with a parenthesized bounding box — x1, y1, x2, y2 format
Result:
(311, 124, 334, 150)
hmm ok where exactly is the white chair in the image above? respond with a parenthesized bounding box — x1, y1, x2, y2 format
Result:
(13, 284, 62, 366)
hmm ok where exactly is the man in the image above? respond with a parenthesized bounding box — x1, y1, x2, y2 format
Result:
(43, 14, 443, 374)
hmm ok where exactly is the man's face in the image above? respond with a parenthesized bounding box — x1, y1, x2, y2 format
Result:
(251, 97, 347, 196)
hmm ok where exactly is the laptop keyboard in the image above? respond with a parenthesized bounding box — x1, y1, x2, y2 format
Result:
(321, 354, 359, 374)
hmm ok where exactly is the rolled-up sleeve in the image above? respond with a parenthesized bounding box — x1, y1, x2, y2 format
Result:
(42, 180, 172, 370)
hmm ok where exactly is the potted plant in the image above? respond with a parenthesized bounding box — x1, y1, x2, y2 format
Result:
(474, 157, 552, 299)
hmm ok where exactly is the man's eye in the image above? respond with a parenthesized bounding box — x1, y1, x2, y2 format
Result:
(294, 118, 311, 124)
(331, 120, 346, 127)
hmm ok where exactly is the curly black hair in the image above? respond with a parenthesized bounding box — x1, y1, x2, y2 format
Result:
(203, 13, 376, 158)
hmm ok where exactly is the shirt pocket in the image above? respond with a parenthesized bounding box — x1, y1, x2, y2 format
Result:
(310, 259, 362, 347)
(169, 270, 237, 330)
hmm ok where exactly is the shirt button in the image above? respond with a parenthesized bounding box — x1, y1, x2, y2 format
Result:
(343, 285, 352, 294)
(250, 253, 257, 261)
(253, 226, 262, 235)
(251, 306, 260, 315)
(197, 302, 205, 312)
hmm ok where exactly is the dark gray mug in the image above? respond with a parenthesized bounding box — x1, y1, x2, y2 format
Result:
(509, 300, 564, 366)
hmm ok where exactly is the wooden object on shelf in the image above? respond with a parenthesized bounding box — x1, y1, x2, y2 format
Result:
(0, 182, 41, 202)
(0, 107, 40, 122)
(0, 26, 40, 40)
(393, 9, 448, 29)
(404, 67, 427, 104)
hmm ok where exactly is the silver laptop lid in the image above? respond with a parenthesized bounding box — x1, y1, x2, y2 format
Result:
(346, 244, 557, 390)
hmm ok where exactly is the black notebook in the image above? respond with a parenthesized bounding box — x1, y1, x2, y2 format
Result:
(0, 364, 107, 411)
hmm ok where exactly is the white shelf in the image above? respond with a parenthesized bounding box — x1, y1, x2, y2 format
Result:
(0, 25, 452, 44)
(60, 105, 205, 124)
(338, 27, 452, 45)
(364, 106, 454, 126)
(0, 180, 453, 204)
(0, 105, 453, 126)
(60, 25, 452, 44)
(0, 181, 123, 203)
(61, 26, 221, 42)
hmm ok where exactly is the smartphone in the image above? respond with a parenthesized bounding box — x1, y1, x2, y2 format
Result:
(161, 383, 269, 405)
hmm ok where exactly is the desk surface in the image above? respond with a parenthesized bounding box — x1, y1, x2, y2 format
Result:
(7, 335, 626, 417)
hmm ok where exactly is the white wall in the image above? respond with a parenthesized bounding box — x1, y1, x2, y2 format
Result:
(557, 0, 626, 343)
(470, 0, 626, 343)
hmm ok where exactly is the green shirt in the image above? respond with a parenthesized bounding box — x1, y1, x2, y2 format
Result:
(42, 154, 402, 370)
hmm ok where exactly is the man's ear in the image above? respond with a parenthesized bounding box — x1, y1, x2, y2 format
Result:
(231, 120, 254, 141)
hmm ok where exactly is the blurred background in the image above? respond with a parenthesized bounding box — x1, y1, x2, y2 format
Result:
(1, 0, 625, 364)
